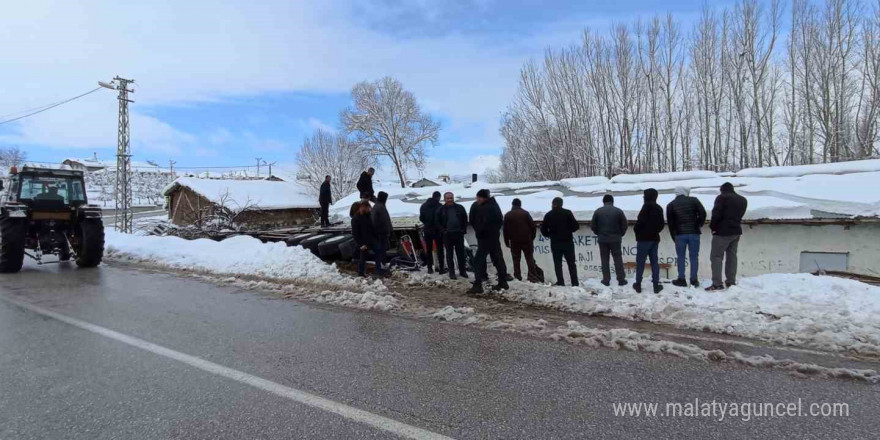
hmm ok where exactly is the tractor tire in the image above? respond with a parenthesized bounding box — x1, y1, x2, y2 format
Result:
(300, 233, 335, 256)
(75, 219, 105, 268)
(338, 237, 358, 261)
(0, 217, 26, 273)
(318, 235, 352, 259)
(285, 233, 316, 247)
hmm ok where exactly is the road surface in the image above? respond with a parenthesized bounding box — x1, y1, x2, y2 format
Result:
(1, 261, 877, 439)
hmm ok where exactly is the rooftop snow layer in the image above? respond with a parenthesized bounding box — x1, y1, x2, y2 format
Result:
(165, 177, 319, 211)
(329, 159, 880, 222)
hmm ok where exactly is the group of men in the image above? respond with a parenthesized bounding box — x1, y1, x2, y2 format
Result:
(339, 167, 749, 293)
(418, 183, 748, 294)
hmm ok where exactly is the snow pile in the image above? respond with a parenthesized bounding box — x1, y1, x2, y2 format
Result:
(498, 273, 880, 355)
(164, 177, 319, 211)
(736, 159, 880, 178)
(105, 231, 344, 284)
(553, 321, 880, 382)
(431, 306, 485, 324)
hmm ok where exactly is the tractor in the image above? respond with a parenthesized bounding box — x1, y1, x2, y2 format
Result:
(0, 165, 105, 273)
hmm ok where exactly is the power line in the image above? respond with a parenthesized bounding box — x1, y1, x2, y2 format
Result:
(0, 87, 103, 126)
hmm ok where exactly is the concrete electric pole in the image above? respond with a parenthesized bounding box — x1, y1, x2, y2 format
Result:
(100, 77, 135, 233)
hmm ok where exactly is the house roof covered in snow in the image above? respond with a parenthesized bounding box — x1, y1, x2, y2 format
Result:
(330, 159, 880, 223)
(164, 177, 319, 211)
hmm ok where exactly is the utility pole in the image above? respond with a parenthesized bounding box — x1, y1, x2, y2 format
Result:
(168, 160, 177, 180)
(100, 76, 135, 233)
(267, 161, 276, 178)
(255, 157, 264, 178)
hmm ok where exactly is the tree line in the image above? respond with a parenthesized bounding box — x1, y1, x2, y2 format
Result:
(499, 0, 880, 181)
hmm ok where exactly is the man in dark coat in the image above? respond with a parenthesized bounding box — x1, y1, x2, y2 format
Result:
(541, 197, 580, 286)
(319, 175, 332, 227)
(666, 186, 707, 287)
(351, 201, 382, 277)
(371, 191, 392, 277)
(467, 189, 508, 294)
(591, 194, 628, 287)
(436, 192, 469, 280)
(707, 182, 748, 291)
(503, 198, 537, 282)
(356, 167, 376, 201)
(633, 188, 665, 294)
(419, 191, 445, 274)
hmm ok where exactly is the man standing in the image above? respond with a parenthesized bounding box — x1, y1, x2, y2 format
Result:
(436, 192, 469, 280)
(319, 175, 332, 227)
(419, 191, 445, 274)
(666, 186, 707, 287)
(591, 194, 628, 287)
(356, 167, 376, 201)
(371, 191, 392, 278)
(351, 201, 381, 277)
(707, 182, 748, 291)
(503, 198, 537, 282)
(633, 188, 665, 294)
(540, 197, 580, 286)
(468, 189, 508, 294)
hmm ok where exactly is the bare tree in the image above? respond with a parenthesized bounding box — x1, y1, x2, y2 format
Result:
(341, 77, 440, 187)
(0, 147, 27, 169)
(296, 129, 371, 201)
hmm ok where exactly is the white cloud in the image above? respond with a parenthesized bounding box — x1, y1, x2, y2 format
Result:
(0, 0, 591, 160)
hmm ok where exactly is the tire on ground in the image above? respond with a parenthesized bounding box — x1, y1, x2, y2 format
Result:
(0, 216, 26, 273)
(338, 236, 359, 261)
(285, 233, 316, 247)
(318, 235, 352, 259)
(75, 219, 105, 268)
(299, 233, 335, 256)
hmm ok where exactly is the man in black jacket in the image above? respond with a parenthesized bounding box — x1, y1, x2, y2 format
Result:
(591, 194, 628, 287)
(468, 189, 508, 294)
(371, 191, 392, 277)
(633, 188, 664, 294)
(666, 186, 707, 287)
(436, 192, 469, 280)
(351, 201, 381, 277)
(707, 182, 748, 291)
(419, 191, 445, 274)
(319, 175, 332, 227)
(541, 197, 580, 286)
(356, 167, 376, 201)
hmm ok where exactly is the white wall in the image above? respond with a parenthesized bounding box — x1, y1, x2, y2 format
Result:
(465, 223, 880, 283)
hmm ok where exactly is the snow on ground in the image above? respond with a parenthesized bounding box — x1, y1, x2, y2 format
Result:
(106, 231, 339, 281)
(489, 273, 880, 356)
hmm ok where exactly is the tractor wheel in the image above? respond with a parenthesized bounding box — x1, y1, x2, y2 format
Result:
(0, 216, 26, 273)
(75, 219, 105, 268)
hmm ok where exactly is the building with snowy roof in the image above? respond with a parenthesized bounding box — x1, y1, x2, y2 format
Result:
(164, 177, 319, 229)
(330, 159, 880, 282)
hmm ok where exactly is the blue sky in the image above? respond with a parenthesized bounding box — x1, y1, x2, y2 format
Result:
(0, 0, 727, 179)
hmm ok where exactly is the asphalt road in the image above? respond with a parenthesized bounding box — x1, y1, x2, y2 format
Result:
(1, 261, 878, 439)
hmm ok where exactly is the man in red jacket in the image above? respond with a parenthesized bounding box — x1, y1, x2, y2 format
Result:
(503, 198, 537, 282)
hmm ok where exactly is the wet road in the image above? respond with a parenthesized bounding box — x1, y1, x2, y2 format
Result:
(1, 261, 878, 439)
